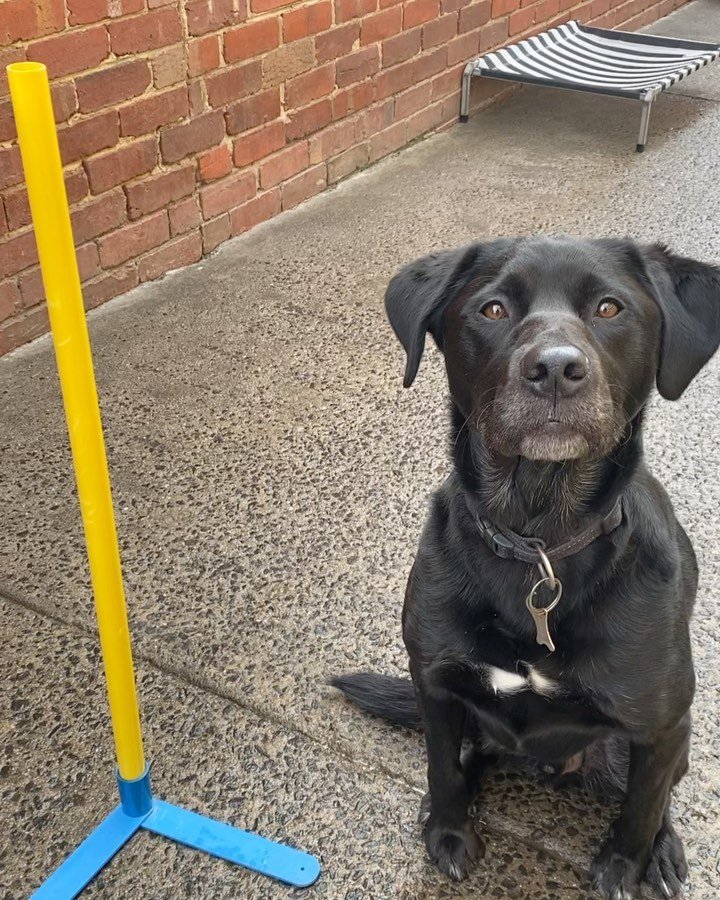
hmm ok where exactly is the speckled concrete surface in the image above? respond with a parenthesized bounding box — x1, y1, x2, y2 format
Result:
(1, 1, 719, 896)
(1, 598, 597, 899)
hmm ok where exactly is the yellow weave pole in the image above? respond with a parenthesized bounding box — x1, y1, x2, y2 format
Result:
(8, 62, 145, 780)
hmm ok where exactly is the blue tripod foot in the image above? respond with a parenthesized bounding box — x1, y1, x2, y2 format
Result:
(31, 768, 320, 898)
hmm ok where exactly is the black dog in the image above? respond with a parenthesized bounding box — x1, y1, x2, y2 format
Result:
(333, 237, 720, 899)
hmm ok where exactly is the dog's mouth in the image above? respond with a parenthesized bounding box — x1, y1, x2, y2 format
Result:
(480, 395, 621, 462)
(519, 420, 591, 461)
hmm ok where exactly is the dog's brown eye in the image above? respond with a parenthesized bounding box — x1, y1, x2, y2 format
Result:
(596, 299, 621, 319)
(481, 301, 508, 321)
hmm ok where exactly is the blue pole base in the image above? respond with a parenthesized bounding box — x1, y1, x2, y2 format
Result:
(31, 768, 320, 899)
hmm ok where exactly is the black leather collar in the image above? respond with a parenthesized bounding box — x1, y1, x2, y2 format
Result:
(476, 496, 624, 564)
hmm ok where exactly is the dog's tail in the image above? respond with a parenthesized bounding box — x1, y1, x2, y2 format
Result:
(330, 672, 422, 729)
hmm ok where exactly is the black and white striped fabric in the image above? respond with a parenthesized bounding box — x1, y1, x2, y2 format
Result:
(472, 20, 720, 99)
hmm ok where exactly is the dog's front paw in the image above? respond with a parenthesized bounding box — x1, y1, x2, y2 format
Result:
(591, 841, 643, 900)
(422, 816, 483, 881)
(645, 820, 687, 899)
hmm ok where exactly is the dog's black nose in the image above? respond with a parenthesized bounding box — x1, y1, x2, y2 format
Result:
(522, 345, 589, 398)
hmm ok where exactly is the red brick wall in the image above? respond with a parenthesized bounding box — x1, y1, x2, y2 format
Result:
(0, 0, 687, 354)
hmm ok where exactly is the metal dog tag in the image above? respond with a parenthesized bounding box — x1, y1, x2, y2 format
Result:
(525, 577, 563, 653)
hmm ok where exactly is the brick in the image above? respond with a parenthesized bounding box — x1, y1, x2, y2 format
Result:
(0, 230, 38, 280)
(77, 60, 152, 113)
(479, 16, 508, 50)
(0, 146, 22, 190)
(281, 162, 326, 210)
(369, 119, 406, 161)
(51, 83, 78, 123)
(119, 86, 188, 136)
(404, 0, 439, 27)
(327, 143, 368, 183)
(440, 88, 461, 123)
(186, 0, 235, 35)
(0, 49, 26, 99)
(361, 7, 402, 44)
(536, 0, 561, 16)
(354, 98, 393, 138)
(382, 28, 421, 67)
(224, 19, 280, 63)
(206, 62, 262, 107)
(447, 29, 478, 65)
(188, 80, 205, 116)
(139, 232, 203, 281)
(422, 13, 457, 47)
(109, 8, 183, 54)
(430, 63, 463, 99)
(160, 110, 225, 163)
(412, 46, 446, 81)
(58, 111, 119, 165)
(200, 171, 256, 218)
(0, 0, 64, 43)
(0, 281, 21, 320)
(394, 81, 432, 119)
(286, 99, 332, 141)
(459, 0, 490, 32)
(0, 204, 6, 238)
(262, 39, 315, 88)
(491, 0, 518, 12)
(509, 6, 534, 32)
(229, 189, 280, 235)
(199, 144, 233, 182)
(71, 191, 127, 242)
(335, 0, 376, 22)
(0, 100, 17, 143)
(252, 0, 293, 10)
(201, 215, 230, 253)
(233, 121, 285, 167)
(407, 98, 444, 143)
(98, 212, 169, 267)
(188, 36, 221, 76)
(226, 89, 281, 134)
(332, 80, 375, 119)
(82, 267, 138, 311)
(85, 138, 157, 194)
(4, 169, 90, 232)
(67, 0, 143, 26)
(441, 0, 469, 10)
(152, 46, 186, 88)
(169, 197, 201, 235)
(125, 165, 196, 218)
(316, 24, 359, 63)
(308, 119, 355, 163)
(286, 65, 336, 109)
(260, 142, 309, 189)
(336, 46, 380, 87)
(283, 2, 333, 42)
(27, 25, 109, 78)
(374, 61, 413, 101)
(0, 305, 50, 356)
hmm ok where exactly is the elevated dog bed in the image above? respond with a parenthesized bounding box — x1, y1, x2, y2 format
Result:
(460, 20, 720, 151)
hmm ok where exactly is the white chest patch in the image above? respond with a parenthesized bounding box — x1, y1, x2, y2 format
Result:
(488, 664, 559, 697)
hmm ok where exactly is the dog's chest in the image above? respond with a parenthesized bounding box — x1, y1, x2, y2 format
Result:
(485, 662, 559, 697)
(464, 657, 613, 759)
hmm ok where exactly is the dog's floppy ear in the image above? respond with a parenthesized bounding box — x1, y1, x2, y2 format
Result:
(641, 245, 720, 401)
(386, 242, 509, 387)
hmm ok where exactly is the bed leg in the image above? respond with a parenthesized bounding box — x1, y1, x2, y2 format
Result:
(636, 96, 653, 152)
(460, 62, 475, 123)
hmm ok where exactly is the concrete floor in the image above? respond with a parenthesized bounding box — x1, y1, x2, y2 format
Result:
(1, 2, 719, 897)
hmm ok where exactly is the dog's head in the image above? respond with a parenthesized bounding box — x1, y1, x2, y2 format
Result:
(386, 237, 720, 462)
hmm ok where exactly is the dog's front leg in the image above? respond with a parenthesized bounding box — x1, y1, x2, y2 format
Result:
(592, 716, 690, 900)
(415, 684, 483, 881)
